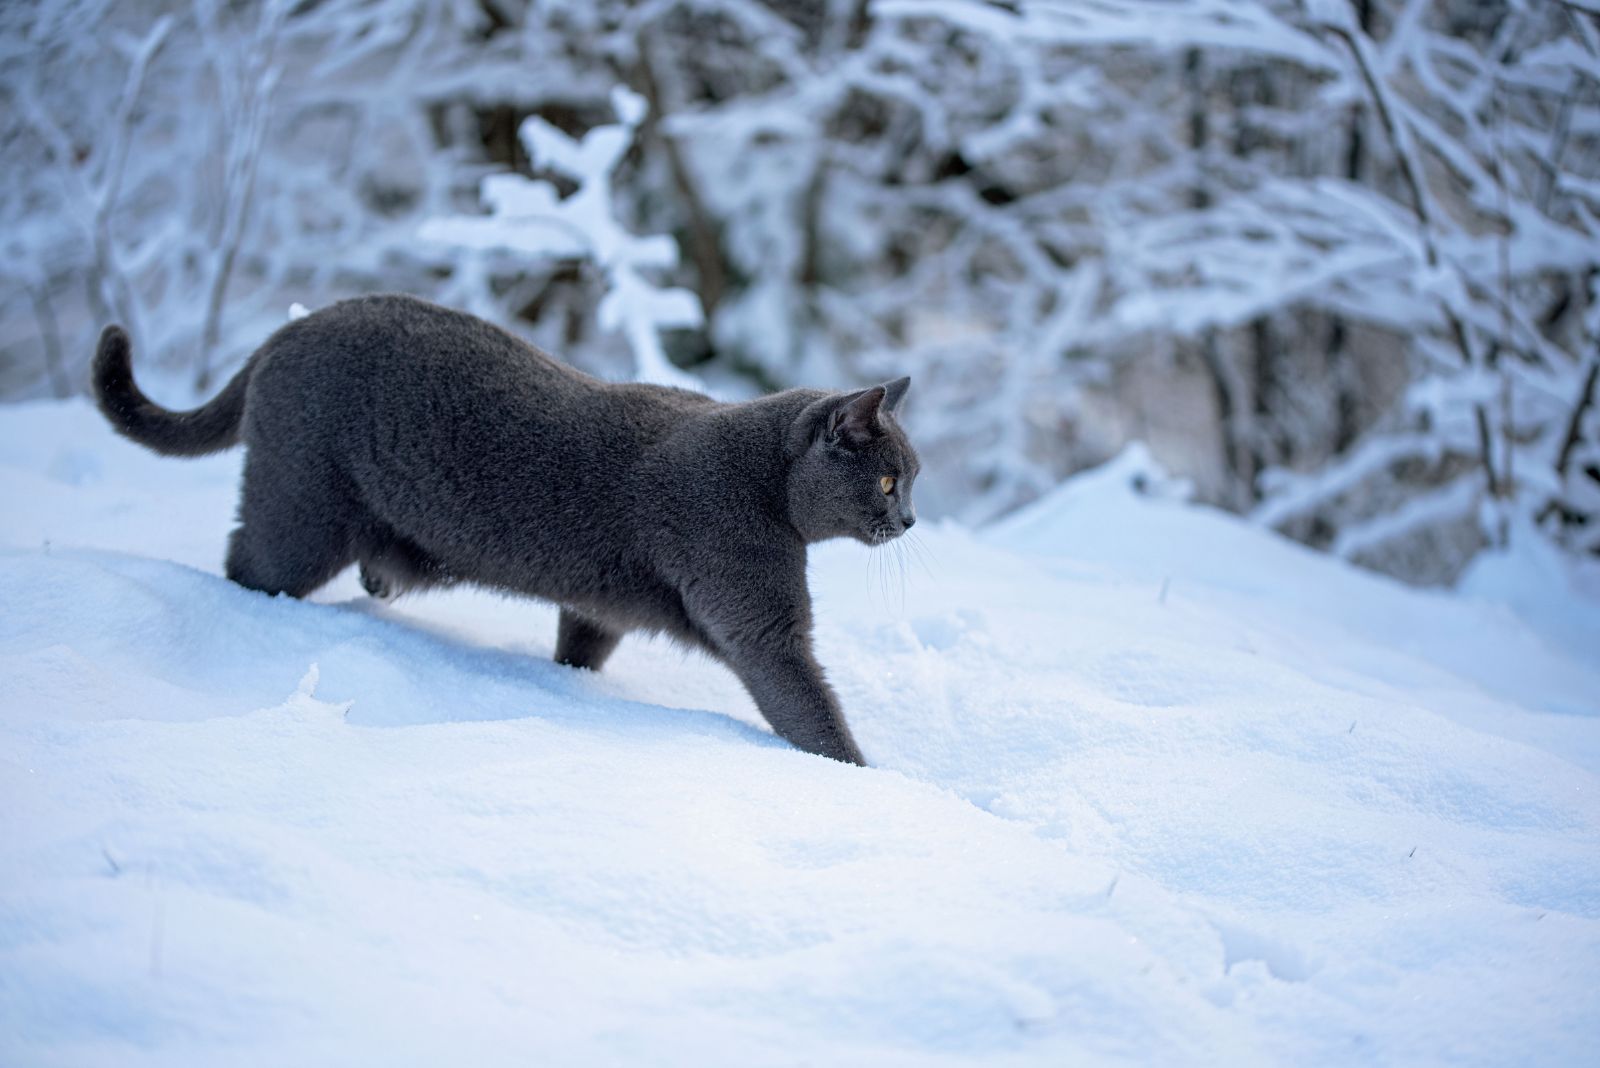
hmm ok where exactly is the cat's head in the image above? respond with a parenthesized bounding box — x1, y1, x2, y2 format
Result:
(787, 377, 920, 546)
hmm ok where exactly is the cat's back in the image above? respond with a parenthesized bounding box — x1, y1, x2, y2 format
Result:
(242, 294, 721, 563)
(252, 294, 576, 399)
(248, 294, 698, 444)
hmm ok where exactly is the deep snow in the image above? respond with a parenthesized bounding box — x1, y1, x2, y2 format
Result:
(2, 401, 1598, 1065)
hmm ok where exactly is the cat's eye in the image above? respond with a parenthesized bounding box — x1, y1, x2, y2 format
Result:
(880, 476, 896, 495)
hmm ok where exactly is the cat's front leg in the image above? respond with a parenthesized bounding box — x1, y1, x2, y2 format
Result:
(726, 640, 867, 766)
(678, 558, 867, 765)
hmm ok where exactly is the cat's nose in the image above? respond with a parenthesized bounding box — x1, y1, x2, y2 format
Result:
(901, 512, 916, 529)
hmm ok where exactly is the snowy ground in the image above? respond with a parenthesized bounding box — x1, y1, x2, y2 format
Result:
(2, 399, 1598, 1066)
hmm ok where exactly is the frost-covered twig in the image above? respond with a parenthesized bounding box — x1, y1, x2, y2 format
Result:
(634, 29, 726, 318)
(29, 284, 69, 398)
(89, 15, 174, 342)
(1555, 357, 1600, 480)
(1334, 476, 1480, 560)
(196, 0, 289, 390)
(422, 86, 703, 388)
(1305, 1, 1521, 542)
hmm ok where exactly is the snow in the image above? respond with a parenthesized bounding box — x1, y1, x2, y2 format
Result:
(3, 404, 1599, 1065)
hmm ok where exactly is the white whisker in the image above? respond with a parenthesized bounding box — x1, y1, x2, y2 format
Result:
(904, 530, 937, 580)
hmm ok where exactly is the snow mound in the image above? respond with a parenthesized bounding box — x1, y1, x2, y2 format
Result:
(3, 404, 1598, 1065)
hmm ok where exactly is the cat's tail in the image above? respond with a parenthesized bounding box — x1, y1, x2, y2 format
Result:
(92, 325, 252, 457)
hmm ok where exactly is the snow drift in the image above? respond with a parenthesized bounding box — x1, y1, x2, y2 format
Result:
(2, 401, 1598, 1065)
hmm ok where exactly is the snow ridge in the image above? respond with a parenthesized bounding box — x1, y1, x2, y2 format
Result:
(2, 402, 1598, 1065)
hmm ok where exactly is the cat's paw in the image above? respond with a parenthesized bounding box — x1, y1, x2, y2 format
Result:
(359, 564, 394, 600)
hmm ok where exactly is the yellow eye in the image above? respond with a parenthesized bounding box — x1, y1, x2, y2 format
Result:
(880, 476, 896, 495)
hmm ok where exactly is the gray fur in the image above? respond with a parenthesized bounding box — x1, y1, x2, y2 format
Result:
(92, 294, 921, 765)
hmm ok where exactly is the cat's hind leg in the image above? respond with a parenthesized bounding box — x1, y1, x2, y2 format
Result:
(555, 609, 622, 671)
(224, 455, 355, 598)
(358, 534, 450, 601)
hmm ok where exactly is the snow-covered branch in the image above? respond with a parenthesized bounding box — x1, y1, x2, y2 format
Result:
(421, 86, 703, 389)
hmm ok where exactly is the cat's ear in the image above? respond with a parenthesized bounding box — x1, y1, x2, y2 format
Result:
(828, 386, 887, 449)
(882, 376, 911, 414)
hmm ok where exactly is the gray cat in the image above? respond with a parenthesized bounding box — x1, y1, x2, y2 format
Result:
(93, 294, 919, 765)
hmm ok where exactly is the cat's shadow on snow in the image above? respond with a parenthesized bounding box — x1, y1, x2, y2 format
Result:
(315, 586, 780, 749)
(60, 546, 783, 751)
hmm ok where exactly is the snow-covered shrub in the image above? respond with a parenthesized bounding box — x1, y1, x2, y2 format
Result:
(0, 0, 625, 392)
(627, 0, 1600, 578)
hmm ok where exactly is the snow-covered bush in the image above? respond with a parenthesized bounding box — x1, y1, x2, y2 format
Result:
(0, 0, 625, 391)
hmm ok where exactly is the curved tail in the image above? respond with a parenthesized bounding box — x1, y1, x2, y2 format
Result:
(92, 325, 252, 457)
